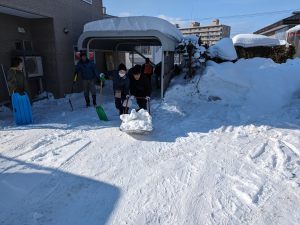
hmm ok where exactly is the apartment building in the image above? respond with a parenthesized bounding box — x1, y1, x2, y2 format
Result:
(0, 0, 104, 101)
(179, 19, 231, 45)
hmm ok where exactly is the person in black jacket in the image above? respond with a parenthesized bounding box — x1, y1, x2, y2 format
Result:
(75, 52, 98, 107)
(112, 63, 130, 115)
(129, 65, 151, 111)
(141, 58, 153, 92)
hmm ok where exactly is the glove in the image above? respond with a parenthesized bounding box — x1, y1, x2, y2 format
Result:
(145, 96, 150, 101)
(122, 99, 132, 108)
(99, 73, 106, 81)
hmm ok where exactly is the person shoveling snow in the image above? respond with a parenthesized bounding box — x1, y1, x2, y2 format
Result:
(120, 109, 153, 134)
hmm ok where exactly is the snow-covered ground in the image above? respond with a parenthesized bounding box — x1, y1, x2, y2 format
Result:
(1, 58, 300, 225)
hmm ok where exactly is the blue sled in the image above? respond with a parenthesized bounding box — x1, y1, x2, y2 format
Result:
(12, 92, 33, 125)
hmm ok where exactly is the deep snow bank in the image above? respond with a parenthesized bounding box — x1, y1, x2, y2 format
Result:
(166, 58, 300, 117)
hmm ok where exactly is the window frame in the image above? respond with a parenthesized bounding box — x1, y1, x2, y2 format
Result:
(82, 0, 92, 4)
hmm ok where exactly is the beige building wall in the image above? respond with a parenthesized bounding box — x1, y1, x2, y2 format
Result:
(180, 20, 231, 45)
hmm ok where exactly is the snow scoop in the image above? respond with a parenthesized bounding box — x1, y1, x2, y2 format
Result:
(135, 96, 151, 115)
(95, 80, 108, 121)
(68, 73, 77, 111)
(120, 96, 152, 134)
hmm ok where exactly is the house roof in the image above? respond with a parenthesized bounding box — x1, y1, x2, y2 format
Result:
(254, 12, 300, 35)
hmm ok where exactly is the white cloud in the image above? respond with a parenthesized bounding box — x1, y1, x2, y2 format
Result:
(157, 14, 187, 27)
(119, 12, 131, 17)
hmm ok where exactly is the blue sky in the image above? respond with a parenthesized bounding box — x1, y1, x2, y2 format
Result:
(102, 0, 300, 36)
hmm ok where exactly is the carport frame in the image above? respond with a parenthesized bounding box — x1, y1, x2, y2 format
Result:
(78, 30, 179, 99)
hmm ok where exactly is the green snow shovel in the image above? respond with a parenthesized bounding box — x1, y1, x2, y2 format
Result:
(96, 79, 108, 121)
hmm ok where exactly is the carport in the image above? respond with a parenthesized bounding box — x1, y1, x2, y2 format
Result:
(77, 16, 183, 99)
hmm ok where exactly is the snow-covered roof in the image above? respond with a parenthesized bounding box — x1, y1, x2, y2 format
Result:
(78, 16, 183, 52)
(84, 16, 183, 42)
(286, 25, 300, 33)
(232, 34, 281, 48)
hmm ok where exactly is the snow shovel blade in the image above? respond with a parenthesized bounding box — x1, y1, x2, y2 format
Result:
(96, 105, 108, 121)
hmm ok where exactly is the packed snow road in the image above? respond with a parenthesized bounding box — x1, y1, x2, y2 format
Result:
(1, 58, 300, 225)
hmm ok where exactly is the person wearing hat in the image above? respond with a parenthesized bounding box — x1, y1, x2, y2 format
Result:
(75, 52, 98, 107)
(112, 63, 130, 115)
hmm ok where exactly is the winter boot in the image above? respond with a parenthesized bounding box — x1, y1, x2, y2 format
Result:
(92, 95, 97, 106)
(85, 96, 90, 107)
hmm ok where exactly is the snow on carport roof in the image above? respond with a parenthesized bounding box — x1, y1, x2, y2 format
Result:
(84, 16, 183, 42)
(78, 16, 183, 52)
(286, 25, 300, 33)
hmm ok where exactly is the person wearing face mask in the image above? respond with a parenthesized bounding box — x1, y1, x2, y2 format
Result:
(7, 57, 29, 96)
(112, 63, 130, 115)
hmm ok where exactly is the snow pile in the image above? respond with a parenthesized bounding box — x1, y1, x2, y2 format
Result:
(84, 16, 183, 41)
(201, 58, 300, 116)
(120, 109, 153, 133)
(208, 38, 237, 61)
(165, 57, 300, 118)
(232, 34, 281, 48)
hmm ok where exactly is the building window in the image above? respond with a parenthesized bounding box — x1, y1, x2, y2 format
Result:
(82, 0, 92, 4)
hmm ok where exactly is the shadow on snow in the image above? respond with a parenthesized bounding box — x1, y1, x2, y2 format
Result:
(0, 154, 120, 225)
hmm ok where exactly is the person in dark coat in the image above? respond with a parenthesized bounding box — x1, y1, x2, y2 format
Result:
(129, 64, 151, 111)
(112, 63, 130, 115)
(141, 58, 153, 92)
(7, 57, 29, 95)
(75, 52, 98, 107)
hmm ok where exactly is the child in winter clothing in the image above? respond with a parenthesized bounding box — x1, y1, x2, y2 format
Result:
(7, 57, 30, 96)
(112, 63, 130, 115)
(129, 64, 151, 111)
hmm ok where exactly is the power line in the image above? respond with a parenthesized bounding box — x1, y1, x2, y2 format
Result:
(178, 8, 300, 22)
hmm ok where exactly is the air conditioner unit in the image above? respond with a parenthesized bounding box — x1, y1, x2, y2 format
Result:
(23, 56, 44, 78)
